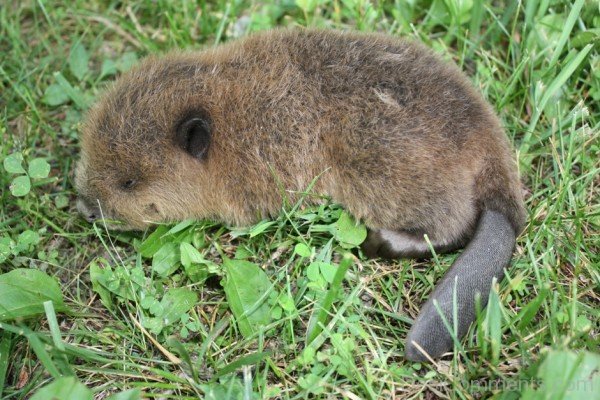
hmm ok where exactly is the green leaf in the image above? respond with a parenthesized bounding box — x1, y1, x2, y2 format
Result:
(3, 153, 25, 174)
(9, 175, 31, 197)
(571, 29, 600, 48)
(306, 261, 325, 282)
(160, 288, 198, 326)
(294, 243, 312, 258)
(234, 246, 252, 259)
(30, 377, 93, 400)
(28, 158, 51, 179)
(16, 230, 40, 254)
(296, 0, 319, 13)
(0, 268, 66, 321)
(278, 293, 296, 312)
(306, 254, 352, 345)
(223, 258, 273, 338)
(199, 376, 245, 400)
(248, 220, 277, 237)
(69, 42, 89, 81)
(521, 350, 600, 400)
(180, 242, 212, 282)
(319, 262, 337, 284)
(139, 225, 170, 258)
(0, 237, 11, 263)
(106, 388, 142, 400)
(53, 71, 88, 109)
(574, 315, 592, 333)
(99, 59, 118, 79)
(89, 259, 114, 310)
(142, 317, 164, 335)
(167, 218, 197, 235)
(152, 242, 180, 277)
(54, 194, 69, 209)
(91, 262, 141, 302)
(180, 242, 204, 268)
(166, 219, 196, 235)
(17, 230, 40, 247)
(42, 83, 70, 106)
(297, 373, 325, 395)
(117, 52, 138, 72)
(185, 265, 210, 283)
(332, 211, 367, 248)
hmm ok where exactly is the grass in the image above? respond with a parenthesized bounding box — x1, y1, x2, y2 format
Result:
(0, 0, 598, 398)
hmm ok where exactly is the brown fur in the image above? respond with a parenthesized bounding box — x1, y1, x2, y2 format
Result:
(75, 28, 527, 361)
(75, 29, 525, 241)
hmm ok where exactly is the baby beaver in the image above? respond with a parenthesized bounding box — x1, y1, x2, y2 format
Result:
(75, 29, 526, 361)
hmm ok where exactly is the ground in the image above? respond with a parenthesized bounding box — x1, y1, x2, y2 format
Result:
(0, 1, 598, 399)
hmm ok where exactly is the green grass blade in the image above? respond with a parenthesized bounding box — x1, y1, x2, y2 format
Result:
(306, 254, 352, 345)
(522, 43, 593, 157)
(211, 351, 271, 382)
(547, 0, 585, 67)
(0, 332, 11, 397)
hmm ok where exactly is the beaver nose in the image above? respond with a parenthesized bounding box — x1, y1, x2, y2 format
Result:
(76, 197, 101, 223)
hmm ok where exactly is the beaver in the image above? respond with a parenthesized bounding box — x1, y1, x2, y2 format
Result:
(74, 29, 526, 361)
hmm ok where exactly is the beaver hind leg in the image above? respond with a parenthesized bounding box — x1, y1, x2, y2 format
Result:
(361, 229, 464, 259)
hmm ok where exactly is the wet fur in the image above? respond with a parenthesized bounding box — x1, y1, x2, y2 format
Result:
(75, 29, 526, 360)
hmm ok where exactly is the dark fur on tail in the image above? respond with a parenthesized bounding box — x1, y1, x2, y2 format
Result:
(405, 209, 516, 361)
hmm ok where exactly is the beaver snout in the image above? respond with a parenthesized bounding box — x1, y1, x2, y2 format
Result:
(76, 197, 101, 223)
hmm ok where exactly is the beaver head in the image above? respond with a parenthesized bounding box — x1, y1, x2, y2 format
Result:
(74, 56, 217, 230)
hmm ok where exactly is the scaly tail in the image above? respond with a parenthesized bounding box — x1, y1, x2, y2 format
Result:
(404, 209, 516, 361)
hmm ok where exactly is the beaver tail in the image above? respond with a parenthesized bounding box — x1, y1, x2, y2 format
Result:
(405, 153, 525, 361)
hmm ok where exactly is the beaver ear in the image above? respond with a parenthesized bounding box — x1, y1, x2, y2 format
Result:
(175, 117, 210, 160)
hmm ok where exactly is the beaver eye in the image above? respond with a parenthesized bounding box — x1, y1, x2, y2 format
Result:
(121, 179, 137, 190)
